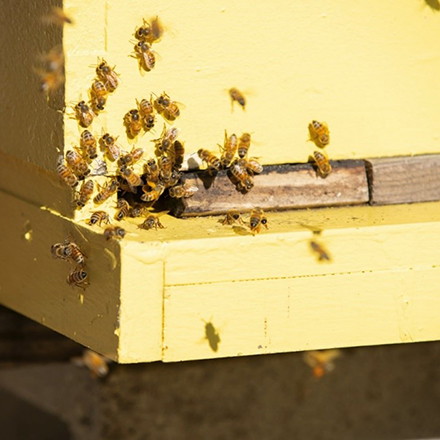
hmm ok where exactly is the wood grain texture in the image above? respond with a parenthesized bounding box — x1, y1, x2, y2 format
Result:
(366, 155, 440, 205)
(165, 160, 369, 217)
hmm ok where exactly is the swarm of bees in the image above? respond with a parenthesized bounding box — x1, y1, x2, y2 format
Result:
(308, 120, 332, 178)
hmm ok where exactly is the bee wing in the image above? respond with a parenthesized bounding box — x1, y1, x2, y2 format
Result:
(89, 159, 108, 176)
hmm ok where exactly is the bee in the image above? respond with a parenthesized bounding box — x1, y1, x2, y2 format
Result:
(140, 181, 165, 202)
(104, 226, 126, 241)
(153, 126, 179, 155)
(129, 204, 146, 218)
(198, 149, 221, 174)
(138, 214, 165, 230)
(79, 130, 98, 160)
(137, 97, 155, 130)
(220, 131, 238, 168)
(43, 46, 65, 72)
(99, 133, 121, 161)
(229, 159, 254, 191)
(96, 59, 119, 92)
(303, 350, 341, 378)
(93, 179, 119, 204)
(309, 120, 330, 148)
(168, 184, 198, 198)
(310, 240, 332, 262)
(43, 7, 74, 26)
(38, 70, 65, 95)
(123, 109, 143, 138)
(229, 87, 246, 110)
(158, 156, 173, 181)
(312, 150, 332, 177)
(150, 16, 165, 42)
(134, 41, 156, 72)
(120, 166, 142, 191)
(243, 157, 263, 175)
(135, 16, 164, 44)
(154, 93, 181, 122)
(221, 209, 244, 226)
(76, 180, 94, 209)
(90, 80, 108, 113)
(170, 140, 185, 170)
(65, 148, 90, 178)
(57, 158, 78, 188)
(114, 199, 130, 221)
(67, 269, 88, 290)
(144, 158, 160, 185)
(74, 101, 95, 128)
(87, 211, 110, 227)
(72, 349, 111, 379)
(52, 239, 86, 266)
(237, 133, 251, 158)
(118, 147, 144, 169)
(51, 242, 73, 262)
(249, 209, 268, 235)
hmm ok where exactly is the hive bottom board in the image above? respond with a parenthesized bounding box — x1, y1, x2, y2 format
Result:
(1, 189, 440, 363)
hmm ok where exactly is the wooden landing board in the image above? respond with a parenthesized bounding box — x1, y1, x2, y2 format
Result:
(366, 155, 440, 205)
(167, 160, 368, 217)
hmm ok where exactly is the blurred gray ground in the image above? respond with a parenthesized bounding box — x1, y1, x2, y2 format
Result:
(1, 341, 440, 440)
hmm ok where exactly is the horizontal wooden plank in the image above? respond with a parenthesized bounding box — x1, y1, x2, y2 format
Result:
(366, 155, 440, 205)
(165, 160, 368, 217)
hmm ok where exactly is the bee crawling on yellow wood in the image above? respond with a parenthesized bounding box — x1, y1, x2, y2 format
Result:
(75, 180, 94, 209)
(153, 92, 182, 122)
(138, 214, 165, 230)
(51, 238, 86, 267)
(99, 133, 121, 162)
(310, 239, 332, 262)
(137, 97, 156, 131)
(229, 87, 246, 111)
(219, 130, 238, 168)
(104, 226, 126, 241)
(134, 41, 157, 72)
(73, 100, 95, 128)
(229, 159, 254, 192)
(198, 149, 221, 174)
(118, 147, 144, 169)
(56, 156, 78, 188)
(168, 183, 198, 199)
(140, 181, 166, 203)
(79, 130, 98, 160)
(93, 178, 119, 205)
(65, 148, 90, 178)
(249, 209, 268, 235)
(89, 80, 108, 113)
(87, 211, 111, 227)
(95, 58, 120, 92)
(308, 120, 330, 148)
(312, 150, 332, 178)
(123, 109, 143, 138)
(221, 209, 244, 226)
(67, 268, 89, 290)
(134, 16, 165, 45)
(114, 198, 131, 221)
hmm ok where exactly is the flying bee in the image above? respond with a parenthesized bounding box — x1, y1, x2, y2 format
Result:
(56, 157, 78, 188)
(120, 166, 142, 191)
(310, 240, 332, 262)
(168, 183, 198, 198)
(129, 204, 146, 218)
(138, 214, 165, 230)
(137, 97, 156, 131)
(135, 16, 164, 44)
(99, 133, 121, 161)
(104, 226, 126, 241)
(73, 101, 95, 128)
(65, 148, 90, 178)
(198, 149, 221, 174)
(42, 7, 74, 26)
(75, 180, 94, 209)
(144, 158, 160, 185)
(118, 147, 144, 169)
(96, 59, 119, 92)
(237, 133, 251, 158)
(79, 130, 98, 160)
(219, 131, 238, 168)
(37, 69, 65, 95)
(249, 209, 268, 235)
(229, 87, 246, 110)
(170, 140, 185, 170)
(114, 199, 130, 221)
(150, 16, 165, 42)
(154, 92, 181, 122)
(303, 350, 341, 378)
(229, 159, 254, 191)
(221, 209, 244, 226)
(89, 80, 108, 113)
(309, 120, 330, 148)
(72, 349, 111, 379)
(43, 46, 65, 72)
(124, 109, 143, 138)
(243, 157, 263, 175)
(87, 211, 110, 227)
(312, 150, 332, 177)
(67, 269, 88, 290)
(134, 41, 156, 72)
(93, 179, 119, 204)
(140, 181, 165, 202)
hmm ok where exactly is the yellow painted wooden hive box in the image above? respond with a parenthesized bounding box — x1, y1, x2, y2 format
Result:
(1, 0, 440, 363)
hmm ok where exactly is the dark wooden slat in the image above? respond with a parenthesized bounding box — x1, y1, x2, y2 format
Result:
(366, 155, 440, 205)
(165, 160, 369, 217)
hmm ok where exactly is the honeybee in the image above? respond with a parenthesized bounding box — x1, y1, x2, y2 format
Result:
(57, 158, 78, 188)
(79, 130, 98, 160)
(237, 133, 251, 158)
(104, 226, 126, 241)
(309, 120, 330, 148)
(76, 180, 94, 209)
(243, 157, 263, 175)
(150, 16, 165, 42)
(138, 214, 165, 230)
(170, 140, 185, 170)
(43, 7, 74, 26)
(312, 151, 332, 177)
(51, 242, 73, 262)
(118, 147, 144, 169)
(137, 97, 155, 131)
(52, 239, 86, 266)
(221, 209, 244, 225)
(154, 93, 181, 122)
(229, 159, 254, 191)
(303, 350, 341, 378)
(229, 87, 246, 110)
(134, 41, 156, 72)
(114, 199, 131, 221)
(36, 47, 65, 95)
(219, 131, 238, 168)
(67, 269, 88, 289)
(96, 59, 119, 92)
(38, 71, 64, 95)
(74, 101, 95, 128)
(140, 181, 165, 202)
(158, 156, 174, 182)
(72, 349, 111, 379)
(120, 166, 142, 191)
(124, 109, 143, 138)
(153, 126, 179, 155)
(65, 148, 90, 178)
(168, 183, 198, 198)
(310, 240, 332, 262)
(129, 204, 146, 218)
(90, 80, 108, 113)
(144, 158, 160, 185)
(43, 46, 65, 72)
(135, 16, 164, 44)
(249, 209, 268, 235)
(198, 149, 221, 174)
(87, 211, 110, 227)
(93, 179, 119, 204)
(99, 133, 121, 161)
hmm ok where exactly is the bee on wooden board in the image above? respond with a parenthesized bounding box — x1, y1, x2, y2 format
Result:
(129, 204, 147, 218)
(140, 181, 165, 202)
(56, 157, 78, 188)
(42, 7, 74, 26)
(79, 130, 98, 160)
(138, 214, 165, 230)
(168, 183, 198, 198)
(134, 41, 156, 72)
(95, 59, 119, 92)
(89, 80, 108, 113)
(73, 101, 95, 128)
(198, 149, 221, 174)
(124, 109, 143, 138)
(99, 133, 121, 161)
(153, 125, 179, 155)
(229, 159, 254, 192)
(237, 133, 251, 159)
(310, 240, 332, 262)
(308, 120, 330, 148)
(229, 87, 246, 111)
(67, 268, 88, 290)
(170, 140, 185, 170)
(104, 226, 126, 241)
(65, 148, 90, 178)
(87, 211, 111, 227)
(75, 180, 94, 209)
(51, 238, 86, 267)
(243, 157, 263, 175)
(249, 209, 268, 235)
(120, 166, 143, 192)
(93, 179, 119, 204)
(137, 97, 156, 131)
(312, 150, 332, 178)
(144, 158, 160, 185)
(221, 209, 244, 226)
(134, 16, 164, 45)
(153, 92, 181, 122)
(118, 147, 144, 169)
(114, 198, 131, 221)
(219, 131, 238, 168)
(158, 156, 174, 183)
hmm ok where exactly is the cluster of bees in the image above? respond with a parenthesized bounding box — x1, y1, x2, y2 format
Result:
(308, 120, 332, 177)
